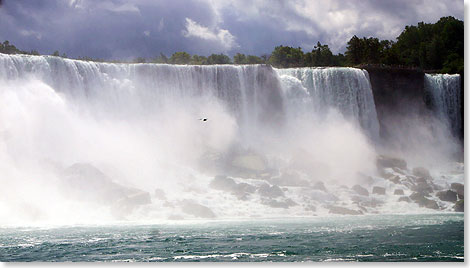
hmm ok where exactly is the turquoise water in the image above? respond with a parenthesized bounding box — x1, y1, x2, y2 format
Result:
(0, 214, 463, 262)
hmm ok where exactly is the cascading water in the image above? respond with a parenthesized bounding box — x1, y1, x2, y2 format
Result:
(0, 53, 463, 225)
(276, 67, 380, 141)
(424, 73, 462, 137)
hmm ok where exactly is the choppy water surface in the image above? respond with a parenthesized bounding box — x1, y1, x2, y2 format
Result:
(0, 213, 463, 262)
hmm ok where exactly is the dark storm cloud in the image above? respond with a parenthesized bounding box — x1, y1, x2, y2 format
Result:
(0, 0, 463, 59)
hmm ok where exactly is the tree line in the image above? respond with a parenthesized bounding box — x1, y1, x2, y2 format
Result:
(0, 16, 463, 74)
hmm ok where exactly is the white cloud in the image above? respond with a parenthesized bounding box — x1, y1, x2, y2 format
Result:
(19, 30, 42, 40)
(182, 18, 238, 51)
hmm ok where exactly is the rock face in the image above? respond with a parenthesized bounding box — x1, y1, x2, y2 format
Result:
(372, 186, 386, 195)
(436, 190, 457, 202)
(364, 67, 427, 140)
(394, 189, 404, 195)
(352, 185, 369, 196)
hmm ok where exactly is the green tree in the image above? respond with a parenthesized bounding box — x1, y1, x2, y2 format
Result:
(207, 53, 231, 64)
(268, 46, 304, 68)
(169, 52, 191, 64)
(233, 53, 247, 64)
(191, 54, 208, 65)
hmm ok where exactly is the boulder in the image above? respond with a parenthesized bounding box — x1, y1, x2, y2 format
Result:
(209, 176, 255, 200)
(313, 181, 327, 192)
(154, 189, 166, 200)
(387, 175, 401, 184)
(328, 206, 363, 215)
(412, 167, 431, 179)
(410, 178, 433, 196)
(454, 199, 464, 212)
(398, 196, 411, 202)
(436, 190, 457, 202)
(209, 175, 238, 191)
(181, 201, 216, 218)
(262, 198, 297, 209)
(372, 186, 386, 195)
(394, 189, 405, 195)
(409, 192, 439, 210)
(451, 183, 464, 198)
(352, 185, 369, 196)
(258, 183, 284, 198)
(376, 155, 407, 170)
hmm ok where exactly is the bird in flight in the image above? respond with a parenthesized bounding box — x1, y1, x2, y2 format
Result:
(199, 118, 208, 122)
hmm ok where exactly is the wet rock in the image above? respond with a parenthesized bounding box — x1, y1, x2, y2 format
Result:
(181, 201, 216, 218)
(210, 175, 238, 191)
(258, 183, 284, 198)
(409, 192, 439, 210)
(352, 185, 369, 196)
(328, 206, 363, 215)
(376, 155, 407, 170)
(412, 167, 431, 179)
(313, 181, 327, 192)
(262, 198, 297, 209)
(398, 196, 411, 202)
(372, 186, 386, 195)
(209, 176, 255, 200)
(451, 183, 464, 198)
(387, 175, 401, 184)
(454, 199, 464, 212)
(410, 178, 433, 196)
(394, 189, 404, 195)
(154, 189, 166, 200)
(436, 190, 457, 202)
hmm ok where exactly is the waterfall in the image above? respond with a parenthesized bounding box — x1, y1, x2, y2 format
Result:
(424, 73, 462, 136)
(276, 67, 380, 141)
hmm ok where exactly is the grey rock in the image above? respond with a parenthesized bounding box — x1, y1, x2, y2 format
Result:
(398, 196, 411, 202)
(454, 199, 464, 212)
(412, 167, 431, 179)
(262, 198, 297, 209)
(451, 183, 464, 198)
(269, 173, 310, 187)
(372, 186, 386, 195)
(409, 192, 439, 210)
(313, 181, 327, 192)
(154, 189, 166, 200)
(352, 185, 369, 196)
(258, 183, 284, 198)
(394, 189, 405, 195)
(436, 190, 457, 202)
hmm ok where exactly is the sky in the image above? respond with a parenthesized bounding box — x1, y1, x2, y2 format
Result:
(0, 0, 464, 60)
